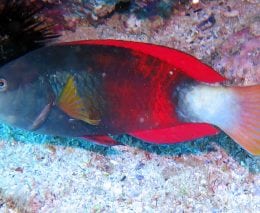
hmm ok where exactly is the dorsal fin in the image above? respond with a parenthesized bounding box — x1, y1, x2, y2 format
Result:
(60, 40, 226, 83)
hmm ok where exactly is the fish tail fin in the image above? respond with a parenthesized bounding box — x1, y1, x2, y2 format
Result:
(222, 85, 260, 155)
(177, 83, 260, 155)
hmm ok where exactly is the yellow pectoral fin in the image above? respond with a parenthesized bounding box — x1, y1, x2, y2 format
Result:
(78, 111, 101, 125)
(57, 75, 101, 125)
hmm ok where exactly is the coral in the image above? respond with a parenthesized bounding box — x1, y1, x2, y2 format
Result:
(214, 28, 260, 85)
(133, 0, 190, 18)
(25, 0, 192, 32)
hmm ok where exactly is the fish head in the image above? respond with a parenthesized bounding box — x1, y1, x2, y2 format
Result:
(0, 55, 52, 130)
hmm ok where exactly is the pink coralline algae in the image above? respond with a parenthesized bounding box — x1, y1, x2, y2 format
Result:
(214, 28, 260, 85)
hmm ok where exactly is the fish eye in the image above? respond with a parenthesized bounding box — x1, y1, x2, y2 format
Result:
(0, 78, 8, 92)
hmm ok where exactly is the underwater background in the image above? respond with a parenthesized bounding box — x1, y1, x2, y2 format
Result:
(0, 0, 259, 212)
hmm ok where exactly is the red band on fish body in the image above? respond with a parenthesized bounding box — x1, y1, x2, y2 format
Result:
(95, 48, 185, 132)
(60, 40, 226, 83)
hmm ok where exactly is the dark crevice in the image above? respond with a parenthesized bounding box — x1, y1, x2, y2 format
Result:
(115, 0, 131, 13)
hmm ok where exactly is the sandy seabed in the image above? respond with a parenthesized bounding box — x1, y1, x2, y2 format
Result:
(0, 0, 259, 212)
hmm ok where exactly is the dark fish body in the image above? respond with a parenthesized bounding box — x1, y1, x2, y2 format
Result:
(0, 44, 187, 135)
(0, 40, 258, 154)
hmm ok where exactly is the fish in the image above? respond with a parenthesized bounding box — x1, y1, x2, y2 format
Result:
(0, 39, 259, 155)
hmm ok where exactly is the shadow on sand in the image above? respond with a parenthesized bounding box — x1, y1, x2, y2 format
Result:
(0, 123, 259, 173)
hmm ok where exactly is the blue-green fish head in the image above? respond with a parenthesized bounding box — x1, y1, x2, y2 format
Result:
(0, 56, 52, 131)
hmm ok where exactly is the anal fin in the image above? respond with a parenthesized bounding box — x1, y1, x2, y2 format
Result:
(82, 135, 122, 146)
(130, 123, 219, 144)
